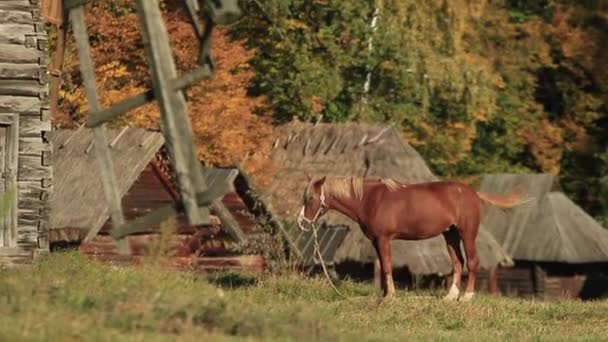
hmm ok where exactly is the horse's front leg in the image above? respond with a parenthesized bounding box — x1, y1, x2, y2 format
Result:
(373, 237, 396, 299)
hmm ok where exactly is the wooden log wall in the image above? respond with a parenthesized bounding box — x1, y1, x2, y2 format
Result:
(0, 0, 52, 265)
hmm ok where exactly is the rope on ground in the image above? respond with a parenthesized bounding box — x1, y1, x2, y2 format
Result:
(310, 224, 348, 299)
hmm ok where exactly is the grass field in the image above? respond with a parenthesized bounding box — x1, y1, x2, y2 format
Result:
(1, 252, 607, 341)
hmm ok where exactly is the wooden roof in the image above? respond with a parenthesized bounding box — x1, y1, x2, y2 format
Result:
(49, 127, 165, 235)
(480, 173, 608, 263)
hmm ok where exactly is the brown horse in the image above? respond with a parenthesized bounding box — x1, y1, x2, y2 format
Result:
(297, 176, 529, 301)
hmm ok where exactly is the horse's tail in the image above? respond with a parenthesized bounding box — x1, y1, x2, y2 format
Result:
(476, 185, 534, 209)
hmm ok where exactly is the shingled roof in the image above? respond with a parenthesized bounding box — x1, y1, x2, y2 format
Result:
(49, 127, 165, 240)
(480, 173, 608, 263)
(263, 121, 512, 275)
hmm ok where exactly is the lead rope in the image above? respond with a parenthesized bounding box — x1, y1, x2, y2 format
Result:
(310, 221, 348, 299)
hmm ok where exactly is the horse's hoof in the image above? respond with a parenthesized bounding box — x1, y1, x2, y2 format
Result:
(460, 292, 475, 302)
(381, 293, 396, 302)
(443, 284, 460, 301)
(442, 293, 459, 301)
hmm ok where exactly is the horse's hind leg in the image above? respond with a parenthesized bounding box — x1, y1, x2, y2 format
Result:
(442, 226, 464, 301)
(460, 232, 479, 302)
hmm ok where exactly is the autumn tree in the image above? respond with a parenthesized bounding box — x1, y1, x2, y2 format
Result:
(57, 0, 276, 177)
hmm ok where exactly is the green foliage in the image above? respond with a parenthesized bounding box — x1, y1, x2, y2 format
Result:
(233, 0, 608, 224)
(505, 0, 553, 22)
(235, 0, 375, 123)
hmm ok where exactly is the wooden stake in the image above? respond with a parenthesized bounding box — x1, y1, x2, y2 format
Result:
(59, 123, 84, 149)
(108, 126, 129, 148)
(69, 6, 129, 254)
(136, 0, 211, 225)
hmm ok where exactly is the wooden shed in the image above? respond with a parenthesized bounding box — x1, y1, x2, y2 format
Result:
(259, 121, 513, 286)
(478, 173, 608, 300)
(48, 127, 270, 273)
(0, 0, 53, 266)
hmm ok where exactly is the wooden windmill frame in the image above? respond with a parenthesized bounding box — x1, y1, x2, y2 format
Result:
(42, 0, 242, 254)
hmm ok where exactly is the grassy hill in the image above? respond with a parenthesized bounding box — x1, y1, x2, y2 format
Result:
(1, 253, 607, 341)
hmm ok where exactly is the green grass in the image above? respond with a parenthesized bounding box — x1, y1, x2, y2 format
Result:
(1, 252, 607, 341)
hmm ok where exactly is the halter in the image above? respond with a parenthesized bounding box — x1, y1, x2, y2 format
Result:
(297, 187, 326, 231)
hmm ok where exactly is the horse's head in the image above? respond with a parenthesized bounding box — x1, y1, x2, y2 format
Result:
(297, 176, 327, 230)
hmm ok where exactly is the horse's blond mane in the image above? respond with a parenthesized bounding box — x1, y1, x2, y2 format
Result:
(310, 176, 402, 200)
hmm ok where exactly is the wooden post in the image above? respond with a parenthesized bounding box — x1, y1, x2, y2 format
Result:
(69, 6, 129, 255)
(135, 0, 210, 226)
(488, 266, 499, 295)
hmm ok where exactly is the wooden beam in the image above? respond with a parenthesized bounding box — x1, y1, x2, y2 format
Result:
(488, 266, 499, 295)
(69, 6, 129, 254)
(210, 201, 247, 243)
(111, 205, 178, 240)
(136, 0, 210, 226)
(0, 247, 31, 257)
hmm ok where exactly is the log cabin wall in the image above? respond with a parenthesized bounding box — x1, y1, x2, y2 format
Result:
(0, 0, 52, 265)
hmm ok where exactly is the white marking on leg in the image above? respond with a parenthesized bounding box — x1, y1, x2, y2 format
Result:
(443, 283, 460, 301)
(461, 291, 475, 302)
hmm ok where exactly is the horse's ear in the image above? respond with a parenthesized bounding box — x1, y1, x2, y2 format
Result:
(317, 176, 326, 186)
(305, 173, 312, 182)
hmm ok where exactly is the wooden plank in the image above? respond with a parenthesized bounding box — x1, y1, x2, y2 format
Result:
(0, 114, 15, 125)
(0, 125, 7, 247)
(0, 96, 45, 114)
(17, 206, 40, 221)
(210, 201, 247, 243)
(38, 219, 49, 250)
(136, 0, 210, 226)
(19, 136, 48, 154)
(318, 229, 339, 264)
(0, 63, 40, 79)
(0, 79, 46, 97)
(0, 4, 37, 14)
(0, 10, 35, 25)
(0, 23, 36, 44)
(0, 246, 31, 257)
(19, 117, 51, 137)
(19, 114, 51, 136)
(7, 112, 18, 247)
(69, 6, 128, 254)
(17, 216, 39, 227)
(18, 155, 50, 181)
(111, 205, 177, 240)
(16, 224, 38, 246)
(0, 43, 41, 63)
(324, 227, 348, 261)
(41, 177, 51, 188)
(304, 228, 331, 265)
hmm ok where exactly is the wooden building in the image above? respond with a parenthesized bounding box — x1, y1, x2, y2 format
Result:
(478, 173, 608, 300)
(0, 0, 53, 266)
(48, 127, 269, 273)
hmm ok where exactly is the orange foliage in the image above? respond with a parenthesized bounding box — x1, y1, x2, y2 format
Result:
(58, 1, 276, 178)
(519, 119, 564, 174)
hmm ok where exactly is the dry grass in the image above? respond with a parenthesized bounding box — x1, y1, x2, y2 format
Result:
(1, 252, 607, 341)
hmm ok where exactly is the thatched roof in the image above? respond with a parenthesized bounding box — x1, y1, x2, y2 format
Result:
(49, 127, 165, 237)
(480, 173, 608, 263)
(264, 121, 512, 275)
